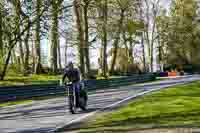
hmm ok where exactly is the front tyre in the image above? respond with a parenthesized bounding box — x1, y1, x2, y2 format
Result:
(69, 96, 75, 114)
(68, 87, 76, 114)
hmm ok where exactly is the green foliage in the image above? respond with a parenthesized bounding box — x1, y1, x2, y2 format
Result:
(96, 76, 108, 80)
(0, 56, 4, 72)
(8, 63, 22, 75)
(126, 20, 144, 36)
(116, 0, 130, 10)
(156, 0, 200, 68)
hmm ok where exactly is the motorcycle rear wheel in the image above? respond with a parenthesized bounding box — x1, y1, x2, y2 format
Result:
(79, 91, 88, 111)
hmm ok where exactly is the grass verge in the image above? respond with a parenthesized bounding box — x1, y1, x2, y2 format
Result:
(0, 74, 61, 86)
(71, 81, 200, 133)
(0, 100, 33, 107)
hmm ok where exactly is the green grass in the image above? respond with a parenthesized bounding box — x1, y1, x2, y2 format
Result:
(74, 81, 200, 133)
(0, 74, 61, 86)
(0, 100, 33, 107)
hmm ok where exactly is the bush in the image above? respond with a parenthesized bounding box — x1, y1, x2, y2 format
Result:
(84, 69, 97, 79)
(182, 64, 200, 74)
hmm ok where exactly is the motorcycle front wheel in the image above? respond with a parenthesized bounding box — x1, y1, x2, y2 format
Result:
(68, 88, 77, 114)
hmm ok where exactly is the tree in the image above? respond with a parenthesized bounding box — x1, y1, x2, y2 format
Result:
(74, 0, 86, 77)
(168, 0, 197, 65)
(14, 0, 25, 72)
(0, 0, 49, 80)
(96, 0, 108, 77)
(136, 0, 146, 72)
(156, 0, 200, 72)
(0, 1, 3, 57)
(156, 9, 169, 71)
(24, 17, 31, 75)
(83, 0, 91, 75)
(142, 0, 162, 72)
(23, 0, 33, 75)
(50, 0, 63, 74)
(0, 0, 4, 75)
(110, 0, 130, 74)
(34, 0, 43, 74)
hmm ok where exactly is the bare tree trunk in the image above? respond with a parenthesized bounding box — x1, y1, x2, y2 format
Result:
(15, 0, 24, 71)
(83, 1, 90, 75)
(102, 0, 108, 77)
(110, 39, 119, 74)
(143, 0, 160, 72)
(0, 36, 13, 80)
(98, 0, 108, 78)
(143, 0, 152, 72)
(138, 1, 146, 72)
(0, 49, 12, 80)
(64, 34, 68, 66)
(24, 18, 30, 75)
(128, 33, 134, 63)
(141, 33, 146, 72)
(158, 35, 164, 72)
(64, 44, 68, 66)
(34, 0, 43, 74)
(58, 40, 62, 69)
(19, 43, 24, 65)
(74, 0, 85, 78)
(98, 48, 103, 74)
(123, 29, 129, 73)
(32, 39, 35, 73)
(150, 20, 156, 72)
(110, 9, 125, 74)
(0, 4, 3, 56)
(50, 0, 63, 74)
(124, 42, 129, 73)
(12, 50, 17, 64)
(50, 1, 58, 74)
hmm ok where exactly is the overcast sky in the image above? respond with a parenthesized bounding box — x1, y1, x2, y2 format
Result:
(162, 0, 171, 7)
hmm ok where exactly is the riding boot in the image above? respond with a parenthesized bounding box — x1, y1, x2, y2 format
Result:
(75, 92, 80, 107)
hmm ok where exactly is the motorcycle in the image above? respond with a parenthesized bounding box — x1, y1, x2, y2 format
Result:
(65, 82, 88, 114)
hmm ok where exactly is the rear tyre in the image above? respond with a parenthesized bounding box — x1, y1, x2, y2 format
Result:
(79, 98, 87, 111)
(79, 91, 88, 111)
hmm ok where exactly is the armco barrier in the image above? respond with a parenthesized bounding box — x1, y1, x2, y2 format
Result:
(0, 74, 155, 103)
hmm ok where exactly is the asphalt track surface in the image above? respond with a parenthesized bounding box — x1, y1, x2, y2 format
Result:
(0, 75, 200, 133)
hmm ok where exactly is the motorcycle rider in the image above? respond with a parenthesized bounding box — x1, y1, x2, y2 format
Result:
(62, 62, 87, 107)
(62, 62, 81, 84)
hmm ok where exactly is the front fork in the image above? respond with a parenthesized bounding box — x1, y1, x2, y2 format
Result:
(68, 84, 76, 107)
(73, 85, 76, 107)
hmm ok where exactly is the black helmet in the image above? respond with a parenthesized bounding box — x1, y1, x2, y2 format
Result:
(66, 61, 74, 68)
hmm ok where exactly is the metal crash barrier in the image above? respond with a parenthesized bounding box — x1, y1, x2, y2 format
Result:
(0, 74, 155, 103)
